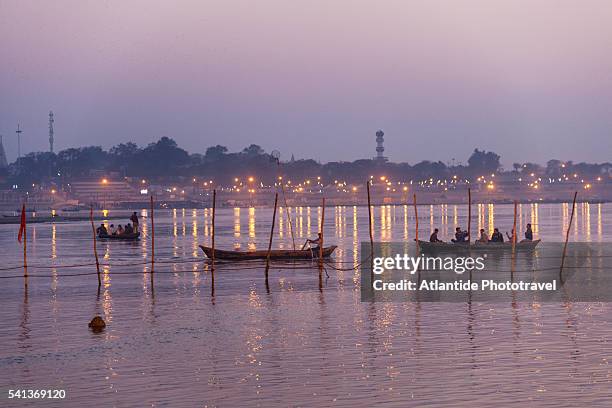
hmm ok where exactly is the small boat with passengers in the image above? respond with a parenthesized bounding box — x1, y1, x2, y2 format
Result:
(98, 232, 141, 241)
(416, 239, 540, 252)
(199, 245, 337, 261)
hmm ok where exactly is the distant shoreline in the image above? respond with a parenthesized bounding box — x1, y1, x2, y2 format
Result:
(1, 199, 608, 225)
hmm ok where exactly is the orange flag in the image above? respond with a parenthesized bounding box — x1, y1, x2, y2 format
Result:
(17, 204, 26, 243)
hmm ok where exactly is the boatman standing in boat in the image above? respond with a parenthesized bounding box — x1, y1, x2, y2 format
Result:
(130, 212, 139, 233)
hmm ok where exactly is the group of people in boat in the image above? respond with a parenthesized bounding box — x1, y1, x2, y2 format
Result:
(96, 212, 140, 237)
(429, 223, 533, 244)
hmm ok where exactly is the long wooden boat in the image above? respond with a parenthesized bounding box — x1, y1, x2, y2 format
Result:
(199, 245, 337, 260)
(98, 232, 141, 241)
(416, 239, 540, 252)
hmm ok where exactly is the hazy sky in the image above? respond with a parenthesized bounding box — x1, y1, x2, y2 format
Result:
(1, 0, 611, 167)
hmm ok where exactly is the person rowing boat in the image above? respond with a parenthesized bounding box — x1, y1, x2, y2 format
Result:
(301, 233, 322, 250)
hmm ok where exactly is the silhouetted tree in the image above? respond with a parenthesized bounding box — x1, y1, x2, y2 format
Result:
(467, 149, 500, 174)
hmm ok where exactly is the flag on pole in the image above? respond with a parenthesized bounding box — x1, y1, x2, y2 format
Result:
(17, 204, 26, 243)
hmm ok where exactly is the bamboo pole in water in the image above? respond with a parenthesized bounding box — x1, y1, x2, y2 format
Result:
(512, 200, 518, 252)
(467, 188, 472, 243)
(560, 191, 578, 282)
(21, 204, 27, 278)
(90, 206, 101, 286)
(150, 195, 155, 270)
(413, 193, 419, 246)
(265, 193, 279, 279)
(366, 181, 374, 254)
(319, 197, 325, 267)
(279, 181, 296, 250)
(211, 189, 216, 270)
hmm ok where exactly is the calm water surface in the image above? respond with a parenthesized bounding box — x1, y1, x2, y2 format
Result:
(1, 203, 611, 407)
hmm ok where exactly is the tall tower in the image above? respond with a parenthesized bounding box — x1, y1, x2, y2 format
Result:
(0, 134, 8, 168)
(375, 129, 387, 162)
(49, 111, 55, 153)
(16, 124, 23, 159)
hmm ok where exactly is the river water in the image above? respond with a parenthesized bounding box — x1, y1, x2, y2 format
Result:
(1, 203, 611, 407)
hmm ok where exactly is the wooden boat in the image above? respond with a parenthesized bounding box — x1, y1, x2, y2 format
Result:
(98, 232, 141, 241)
(416, 239, 540, 252)
(199, 245, 337, 260)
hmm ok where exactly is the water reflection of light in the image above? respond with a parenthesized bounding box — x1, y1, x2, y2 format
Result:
(531, 203, 539, 237)
(562, 202, 569, 239)
(585, 202, 591, 240)
(234, 208, 241, 238)
(173, 209, 178, 237)
(518, 203, 523, 237)
(488, 204, 495, 235)
(102, 265, 112, 322)
(298, 206, 304, 238)
(477, 204, 483, 233)
(248, 207, 256, 250)
(403, 205, 408, 241)
(429, 205, 434, 235)
(279, 207, 284, 238)
(51, 224, 57, 259)
(307, 206, 312, 237)
(192, 218, 198, 257)
(202, 208, 208, 237)
(597, 203, 602, 240)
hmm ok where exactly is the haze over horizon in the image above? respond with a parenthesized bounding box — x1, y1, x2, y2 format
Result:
(1, 0, 611, 167)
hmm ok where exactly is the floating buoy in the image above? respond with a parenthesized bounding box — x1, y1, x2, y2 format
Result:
(88, 316, 106, 331)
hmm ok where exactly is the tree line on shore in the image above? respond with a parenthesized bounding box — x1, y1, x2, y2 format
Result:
(2, 137, 610, 188)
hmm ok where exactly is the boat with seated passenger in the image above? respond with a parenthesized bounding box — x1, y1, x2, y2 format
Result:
(416, 239, 540, 252)
(98, 232, 140, 241)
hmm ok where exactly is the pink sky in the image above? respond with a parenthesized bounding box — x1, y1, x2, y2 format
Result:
(1, 0, 611, 166)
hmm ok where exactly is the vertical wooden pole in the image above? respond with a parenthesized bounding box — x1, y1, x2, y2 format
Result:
(366, 181, 374, 254)
(319, 197, 325, 267)
(265, 193, 279, 279)
(150, 195, 155, 270)
(90, 206, 101, 286)
(512, 200, 518, 252)
(22, 204, 27, 278)
(211, 189, 216, 270)
(413, 193, 419, 244)
(467, 188, 472, 243)
(560, 191, 578, 282)
(280, 182, 296, 250)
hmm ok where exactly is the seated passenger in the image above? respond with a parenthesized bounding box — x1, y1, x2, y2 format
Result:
(451, 227, 468, 243)
(96, 224, 109, 236)
(490, 228, 504, 242)
(116, 225, 124, 235)
(429, 228, 443, 243)
(109, 224, 117, 235)
(524, 223, 533, 241)
(476, 228, 489, 243)
(124, 223, 134, 234)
